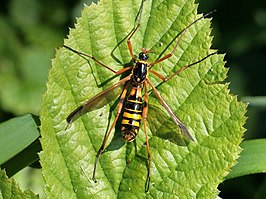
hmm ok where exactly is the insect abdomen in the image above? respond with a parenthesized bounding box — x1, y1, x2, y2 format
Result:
(121, 85, 143, 142)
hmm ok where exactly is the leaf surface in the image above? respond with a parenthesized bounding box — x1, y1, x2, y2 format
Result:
(40, 0, 247, 198)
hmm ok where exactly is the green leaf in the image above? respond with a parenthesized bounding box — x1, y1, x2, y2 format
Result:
(1, 139, 41, 177)
(0, 114, 40, 176)
(0, 170, 39, 199)
(226, 139, 266, 180)
(40, 0, 247, 198)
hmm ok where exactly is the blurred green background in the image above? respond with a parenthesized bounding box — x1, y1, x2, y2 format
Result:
(0, 0, 265, 198)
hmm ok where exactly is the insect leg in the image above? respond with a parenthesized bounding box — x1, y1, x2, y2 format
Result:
(149, 52, 217, 82)
(149, 11, 216, 67)
(63, 45, 118, 74)
(127, 0, 145, 60)
(143, 81, 151, 192)
(115, 66, 133, 75)
(93, 80, 131, 182)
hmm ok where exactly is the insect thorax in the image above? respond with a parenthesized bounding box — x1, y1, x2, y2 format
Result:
(132, 61, 148, 83)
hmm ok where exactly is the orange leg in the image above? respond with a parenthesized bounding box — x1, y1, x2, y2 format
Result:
(143, 81, 151, 192)
(115, 67, 133, 75)
(150, 52, 216, 83)
(127, 0, 145, 60)
(92, 80, 131, 182)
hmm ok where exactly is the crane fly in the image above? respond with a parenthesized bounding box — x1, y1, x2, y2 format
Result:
(64, 0, 216, 192)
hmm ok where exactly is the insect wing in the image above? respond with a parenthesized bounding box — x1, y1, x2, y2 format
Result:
(146, 78, 194, 141)
(66, 75, 132, 125)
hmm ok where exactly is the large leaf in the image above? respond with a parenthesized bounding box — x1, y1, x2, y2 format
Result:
(40, 0, 247, 198)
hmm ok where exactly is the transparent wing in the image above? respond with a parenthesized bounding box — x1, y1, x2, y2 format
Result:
(146, 78, 194, 141)
(66, 75, 132, 125)
(147, 104, 189, 145)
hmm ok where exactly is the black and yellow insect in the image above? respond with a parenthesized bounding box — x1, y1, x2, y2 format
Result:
(64, 0, 216, 192)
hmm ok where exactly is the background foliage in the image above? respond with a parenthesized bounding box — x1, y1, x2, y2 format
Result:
(0, 0, 265, 198)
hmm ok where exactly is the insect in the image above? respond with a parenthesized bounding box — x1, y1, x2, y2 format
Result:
(64, 0, 216, 192)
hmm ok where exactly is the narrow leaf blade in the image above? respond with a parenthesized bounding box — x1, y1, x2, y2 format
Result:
(0, 114, 40, 166)
(226, 139, 266, 180)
